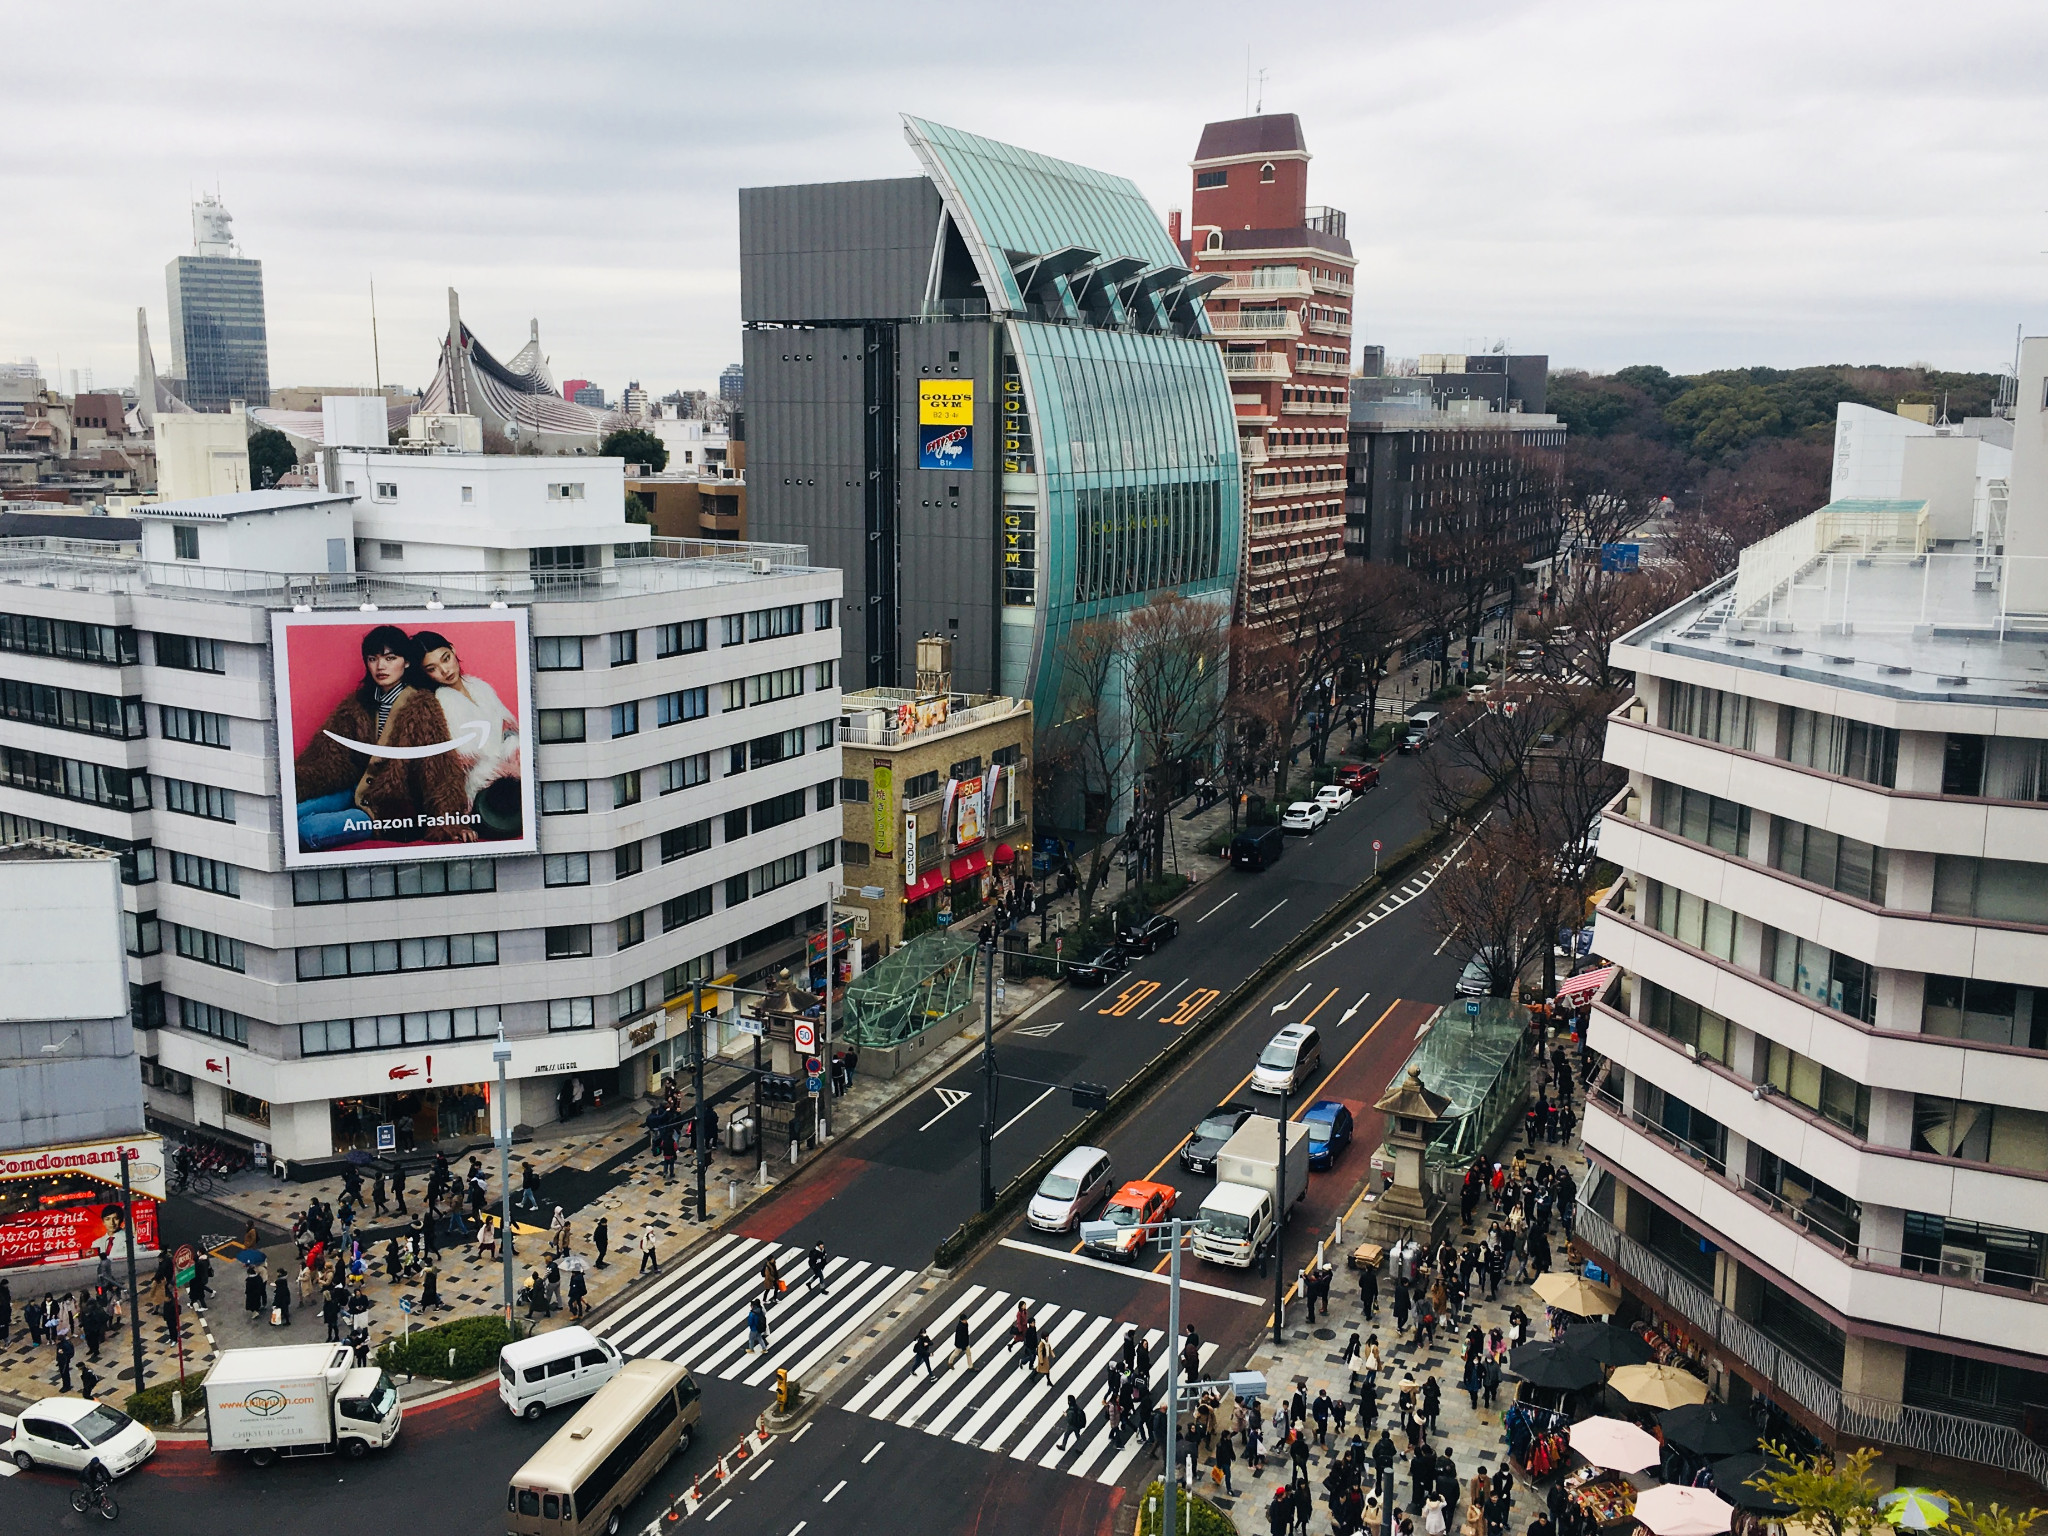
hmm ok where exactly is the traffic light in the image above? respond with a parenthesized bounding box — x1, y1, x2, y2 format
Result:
(1072, 1082, 1109, 1112)
(775, 1368, 801, 1413)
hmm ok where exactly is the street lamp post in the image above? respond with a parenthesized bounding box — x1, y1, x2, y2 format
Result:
(118, 1149, 145, 1391)
(492, 1030, 514, 1324)
(1274, 1083, 1288, 1348)
(978, 923, 998, 1213)
(691, 979, 708, 1222)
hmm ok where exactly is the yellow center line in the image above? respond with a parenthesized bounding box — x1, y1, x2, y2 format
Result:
(1297, 986, 1342, 1027)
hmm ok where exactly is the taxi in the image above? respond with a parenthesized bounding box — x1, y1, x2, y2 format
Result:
(1083, 1179, 1178, 1262)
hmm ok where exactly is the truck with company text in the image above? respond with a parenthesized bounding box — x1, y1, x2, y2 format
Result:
(1191, 1117, 1309, 1268)
(202, 1344, 402, 1466)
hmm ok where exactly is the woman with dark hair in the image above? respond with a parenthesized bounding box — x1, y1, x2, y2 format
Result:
(293, 624, 471, 851)
(413, 629, 522, 840)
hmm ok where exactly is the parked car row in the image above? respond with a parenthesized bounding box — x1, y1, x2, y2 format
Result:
(1064, 911, 1181, 987)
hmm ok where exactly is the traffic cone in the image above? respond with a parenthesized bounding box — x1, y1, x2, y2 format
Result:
(756, 1424, 771, 1446)
(714, 1455, 727, 1482)
(734, 1439, 749, 1462)
(691, 1473, 702, 1502)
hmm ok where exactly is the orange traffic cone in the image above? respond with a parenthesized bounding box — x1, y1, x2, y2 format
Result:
(714, 1455, 727, 1482)
(734, 1439, 749, 1462)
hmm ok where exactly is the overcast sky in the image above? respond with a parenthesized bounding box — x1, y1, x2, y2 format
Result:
(10, 0, 2044, 397)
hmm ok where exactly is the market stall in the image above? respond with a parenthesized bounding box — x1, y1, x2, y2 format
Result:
(1563, 1466, 1640, 1529)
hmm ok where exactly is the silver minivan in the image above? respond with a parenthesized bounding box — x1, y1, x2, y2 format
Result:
(1251, 1023, 1322, 1095)
(498, 1326, 624, 1420)
(1027, 1146, 1114, 1232)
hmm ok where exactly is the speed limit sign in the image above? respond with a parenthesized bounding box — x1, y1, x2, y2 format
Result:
(793, 1020, 816, 1053)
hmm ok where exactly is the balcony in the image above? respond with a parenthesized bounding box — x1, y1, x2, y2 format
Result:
(1311, 272, 1354, 296)
(1574, 1199, 2048, 1491)
(1219, 352, 1292, 381)
(1205, 310, 1302, 339)
(1210, 272, 1314, 301)
(1281, 399, 1349, 416)
(1251, 475, 1346, 502)
(1304, 206, 1348, 240)
(1296, 356, 1351, 377)
(1306, 314, 1353, 338)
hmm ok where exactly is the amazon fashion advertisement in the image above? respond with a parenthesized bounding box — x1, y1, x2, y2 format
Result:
(272, 607, 537, 868)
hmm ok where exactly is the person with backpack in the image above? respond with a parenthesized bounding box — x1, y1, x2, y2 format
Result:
(1057, 1393, 1087, 1450)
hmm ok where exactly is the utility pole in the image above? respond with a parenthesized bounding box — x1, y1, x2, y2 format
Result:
(493, 1030, 515, 1324)
(1163, 1214, 1183, 1536)
(819, 910, 837, 1141)
(978, 923, 998, 1213)
(118, 1149, 144, 1391)
(691, 978, 708, 1221)
(1274, 1085, 1288, 1347)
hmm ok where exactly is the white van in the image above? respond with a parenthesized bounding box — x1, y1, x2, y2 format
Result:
(1027, 1145, 1114, 1233)
(498, 1327, 624, 1421)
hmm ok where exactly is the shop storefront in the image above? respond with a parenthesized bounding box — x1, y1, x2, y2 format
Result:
(330, 1084, 491, 1154)
(0, 1134, 165, 1278)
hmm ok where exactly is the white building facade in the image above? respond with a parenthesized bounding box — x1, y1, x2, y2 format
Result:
(1585, 491, 2048, 1492)
(0, 436, 842, 1166)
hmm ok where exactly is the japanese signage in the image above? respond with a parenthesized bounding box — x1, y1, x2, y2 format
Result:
(918, 380, 974, 471)
(872, 764, 894, 855)
(956, 775, 984, 847)
(904, 811, 920, 885)
(0, 1134, 164, 1272)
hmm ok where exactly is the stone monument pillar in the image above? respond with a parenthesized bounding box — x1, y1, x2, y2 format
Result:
(1363, 1065, 1452, 1249)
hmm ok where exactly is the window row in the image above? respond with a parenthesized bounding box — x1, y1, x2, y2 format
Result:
(300, 1005, 501, 1057)
(0, 679, 145, 740)
(160, 776, 235, 822)
(0, 612, 138, 667)
(531, 608, 827, 674)
(533, 667, 826, 745)
(295, 931, 498, 980)
(173, 923, 244, 972)
(177, 996, 251, 1045)
(159, 705, 231, 748)
(1, 748, 148, 811)
(292, 858, 496, 905)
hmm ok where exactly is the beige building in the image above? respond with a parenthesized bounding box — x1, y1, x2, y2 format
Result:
(837, 639, 1032, 957)
(154, 408, 251, 500)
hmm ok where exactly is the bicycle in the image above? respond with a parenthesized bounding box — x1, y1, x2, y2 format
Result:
(70, 1483, 118, 1521)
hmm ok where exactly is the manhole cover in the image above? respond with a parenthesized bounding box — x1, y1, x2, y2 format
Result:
(1313, 1328, 1337, 1340)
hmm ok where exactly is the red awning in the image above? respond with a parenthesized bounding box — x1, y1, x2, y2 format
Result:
(992, 842, 1017, 866)
(949, 850, 989, 883)
(1555, 964, 1617, 1003)
(903, 869, 945, 903)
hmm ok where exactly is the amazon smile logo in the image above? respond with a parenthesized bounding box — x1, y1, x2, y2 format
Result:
(323, 718, 493, 759)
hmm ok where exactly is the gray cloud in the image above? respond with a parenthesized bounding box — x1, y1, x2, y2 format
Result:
(7, 0, 2042, 393)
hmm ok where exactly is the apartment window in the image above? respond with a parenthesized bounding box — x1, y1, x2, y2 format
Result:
(1783, 707, 1897, 787)
(1765, 1041, 1870, 1137)
(159, 705, 230, 749)
(1641, 981, 1730, 1064)
(815, 780, 836, 811)
(660, 954, 713, 1002)
(133, 986, 170, 1032)
(813, 660, 835, 690)
(655, 620, 707, 657)
(1912, 1096, 2048, 1173)
(661, 820, 711, 862)
(296, 931, 497, 979)
(532, 544, 590, 572)
(840, 777, 869, 804)
(301, 1006, 497, 1056)
(747, 850, 807, 898)
(949, 756, 983, 783)
(1773, 821, 1888, 904)
(656, 688, 708, 727)
(1901, 1213, 2046, 1292)
(1764, 928, 1876, 1022)
(291, 858, 495, 904)
(177, 997, 249, 1045)
(170, 852, 239, 898)
(160, 777, 235, 822)
(121, 843, 156, 885)
(1977, 737, 2048, 802)
(917, 830, 941, 871)
(842, 841, 870, 866)
(905, 770, 940, 799)
(746, 604, 803, 641)
(1754, 1148, 1860, 1250)
(378, 542, 404, 561)
(746, 668, 804, 706)
(1196, 169, 1228, 189)
(749, 729, 805, 769)
(992, 743, 1022, 769)
(1649, 882, 1737, 962)
(0, 614, 139, 666)
(657, 753, 710, 795)
(720, 615, 745, 646)
(173, 923, 244, 972)
(614, 979, 649, 1021)
(724, 872, 748, 908)
(535, 636, 585, 671)
(724, 808, 749, 844)
(543, 852, 590, 887)
(721, 679, 746, 711)
(1933, 856, 2048, 925)
(373, 481, 398, 501)
(727, 744, 747, 777)
(813, 601, 834, 630)
(609, 629, 638, 666)
(1652, 782, 1750, 857)
(610, 702, 639, 739)
(0, 680, 144, 741)
(548, 997, 595, 1031)
(614, 841, 644, 879)
(460, 485, 473, 502)
(1, 749, 147, 811)
(1662, 681, 1757, 749)
(751, 788, 808, 833)
(813, 720, 835, 749)
(662, 886, 714, 930)
(1635, 1081, 1726, 1173)
(1923, 975, 2044, 1050)
(124, 910, 161, 957)
(546, 483, 587, 501)
(612, 770, 641, 808)
(540, 781, 587, 816)
(545, 925, 593, 959)
(173, 526, 199, 561)
(616, 911, 645, 950)
(538, 709, 586, 743)
(815, 838, 837, 869)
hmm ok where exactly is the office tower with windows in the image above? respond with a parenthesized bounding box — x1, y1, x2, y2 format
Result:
(164, 194, 270, 411)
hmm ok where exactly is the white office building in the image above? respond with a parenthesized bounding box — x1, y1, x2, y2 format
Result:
(1583, 358, 2048, 1493)
(0, 412, 843, 1167)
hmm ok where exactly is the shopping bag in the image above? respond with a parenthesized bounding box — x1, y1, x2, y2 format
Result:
(1212, 1467, 1225, 1487)
(270, 1306, 283, 1327)
(777, 1280, 788, 1296)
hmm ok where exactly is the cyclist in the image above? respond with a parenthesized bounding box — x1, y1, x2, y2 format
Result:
(75, 1454, 115, 1516)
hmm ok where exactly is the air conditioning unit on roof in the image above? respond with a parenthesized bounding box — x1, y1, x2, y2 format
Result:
(751, 557, 773, 574)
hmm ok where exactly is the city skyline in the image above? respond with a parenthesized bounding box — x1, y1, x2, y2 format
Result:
(7, 0, 2046, 397)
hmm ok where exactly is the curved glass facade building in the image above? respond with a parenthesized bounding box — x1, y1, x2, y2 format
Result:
(740, 117, 1241, 726)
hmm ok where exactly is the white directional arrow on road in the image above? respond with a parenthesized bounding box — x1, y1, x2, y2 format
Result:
(1270, 983, 1310, 1015)
(919, 1087, 972, 1132)
(1015, 1021, 1064, 1038)
(1338, 992, 1371, 1025)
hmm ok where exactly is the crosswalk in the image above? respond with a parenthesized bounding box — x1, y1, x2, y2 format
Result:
(597, 1233, 914, 1388)
(842, 1284, 1216, 1485)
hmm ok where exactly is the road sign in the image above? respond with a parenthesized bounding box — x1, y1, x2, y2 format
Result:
(734, 1015, 764, 1038)
(1466, 1000, 1482, 1018)
(1372, 840, 1382, 852)
(804, 1056, 822, 1077)
(793, 1020, 816, 1053)
(1600, 542, 1641, 572)
(806, 1074, 822, 1096)
(173, 1243, 196, 1288)
(400, 1296, 415, 1314)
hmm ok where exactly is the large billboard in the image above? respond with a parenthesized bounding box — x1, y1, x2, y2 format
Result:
(918, 379, 973, 471)
(0, 1134, 164, 1272)
(273, 607, 537, 868)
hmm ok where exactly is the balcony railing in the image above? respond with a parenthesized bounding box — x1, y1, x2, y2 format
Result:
(1211, 272, 1315, 300)
(1296, 356, 1351, 377)
(1219, 352, 1291, 380)
(1575, 1202, 2048, 1490)
(1206, 310, 1302, 338)
(1304, 206, 1348, 239)
(1281, 399, 1349, 416)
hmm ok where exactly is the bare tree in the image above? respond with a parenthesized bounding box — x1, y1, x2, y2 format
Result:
(1336, 561, 1425, 753)
(1039, 616, 1141, 934)
(1123, 593, 1230, 887)
(1429, 818, 1553, 996)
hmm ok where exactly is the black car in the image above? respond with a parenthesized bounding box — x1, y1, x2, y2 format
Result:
(1180, 1102, 1257, 1174)
(1067, 945, 1129, 987)
(1118, 913, 1180, 955)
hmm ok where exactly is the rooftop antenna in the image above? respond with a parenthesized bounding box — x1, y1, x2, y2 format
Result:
(1244, 47, 1251, 117)
(1254, 68, 1268, 114)
(369, 277, 383, 394)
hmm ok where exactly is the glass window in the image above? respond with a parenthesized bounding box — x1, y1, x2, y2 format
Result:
(662, 887, 713, 930)
(1641, 981, 1730, 1064)
(538, 709, 585, 743)
(609, 630, 638, 666)
(614, 841, 644, 879)
(548, 998, 594, 1032)
(543, 852, 590, 887)
(655, 620, 707, 657)
(1773, 820, 1888, 904)
(612, 770, 641, 808)
(656, 688, 707, 727)
(840, 776, 870, 803)
(1764, 928, 1876, 1023)
(660, 820, 711, 862)
(540, 781, 587, 815)
(615, 911, 645, 950)
(1662, 682, 1756, 750)
(153, 633, 223, 672)
(1932, 856, 2048, 924)
(545, 925, 593, 959)
(1765, 1041, 1869, 1137)
(1923, 975, 2043, 1049)
(611, 702, 639, 738)
(535, 636, 584, 671)
(1783, 708, 1897, 787)
(658, 753, 710, 794)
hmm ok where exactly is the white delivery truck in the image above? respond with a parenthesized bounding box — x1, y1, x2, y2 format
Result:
(202, 1344, 402, 1467)
(1191, 1116, 1309, 1268)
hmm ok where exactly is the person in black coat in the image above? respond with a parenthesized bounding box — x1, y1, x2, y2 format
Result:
(1371, 1428, 1398, 1499)
(245, 1265, 266, 1317)
(1410, 1443, 1437, 1511)
(272, 1270, 292, 1325)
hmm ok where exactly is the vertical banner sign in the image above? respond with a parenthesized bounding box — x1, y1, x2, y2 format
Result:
(871, 765, 894, 856)
(904, 812, 919, 888)
(918, 380, 974, 471)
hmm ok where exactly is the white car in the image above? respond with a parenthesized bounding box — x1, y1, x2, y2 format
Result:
(8, 1396, 157, 1478)
(1252, 1023, 1324, 1095)
(1281, 801, 1327, 833)
(1314, 784, 1354, 814)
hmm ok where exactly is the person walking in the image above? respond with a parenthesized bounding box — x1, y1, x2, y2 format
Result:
(745, 1298, 770, 1354)
(371, 1169, 389, 1216)
(593, 1216, 610, 1269)
(323, 1290, 341, 1343)
(273, 1269, 292, 1326)
(1017, 1318, 1039, 1373)
(567, 1267, 588, 1321)
(245, 1263, 266, 1318)
(517, 1160, 542, 1212)
(55, 1334, 74, 1393)
(947, 1313, 973, 1371)
(1034, 1333, 1056, 1389)
(638, 1226, 660, 1276)
(1268, 1485, 1294, 1536)
(1422, 1375, 1442, 1435)
(1057, 1392, 1087, 1450)
(391, 1163, 407, 1215)
(81, 1297, 105, 1362)
(805, 1242, 829, 1294)
(1216, 1424, 1237, 1495)
(1312, 1389, 1333, 1445)
(759, 1254, 783, 1310)
(912, 1329, 934, 1376)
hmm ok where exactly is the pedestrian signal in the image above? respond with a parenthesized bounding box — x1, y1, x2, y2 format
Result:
(775, 1368, 801, 1413)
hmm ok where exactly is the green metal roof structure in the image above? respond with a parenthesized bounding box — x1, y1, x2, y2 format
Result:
(840, 930, 982, 1049)
(1384, 996, 1531, 1168)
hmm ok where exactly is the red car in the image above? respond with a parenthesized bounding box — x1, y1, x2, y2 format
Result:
(1338, 763, 1381, 792)
(1083, 1179, 1178, 1262)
